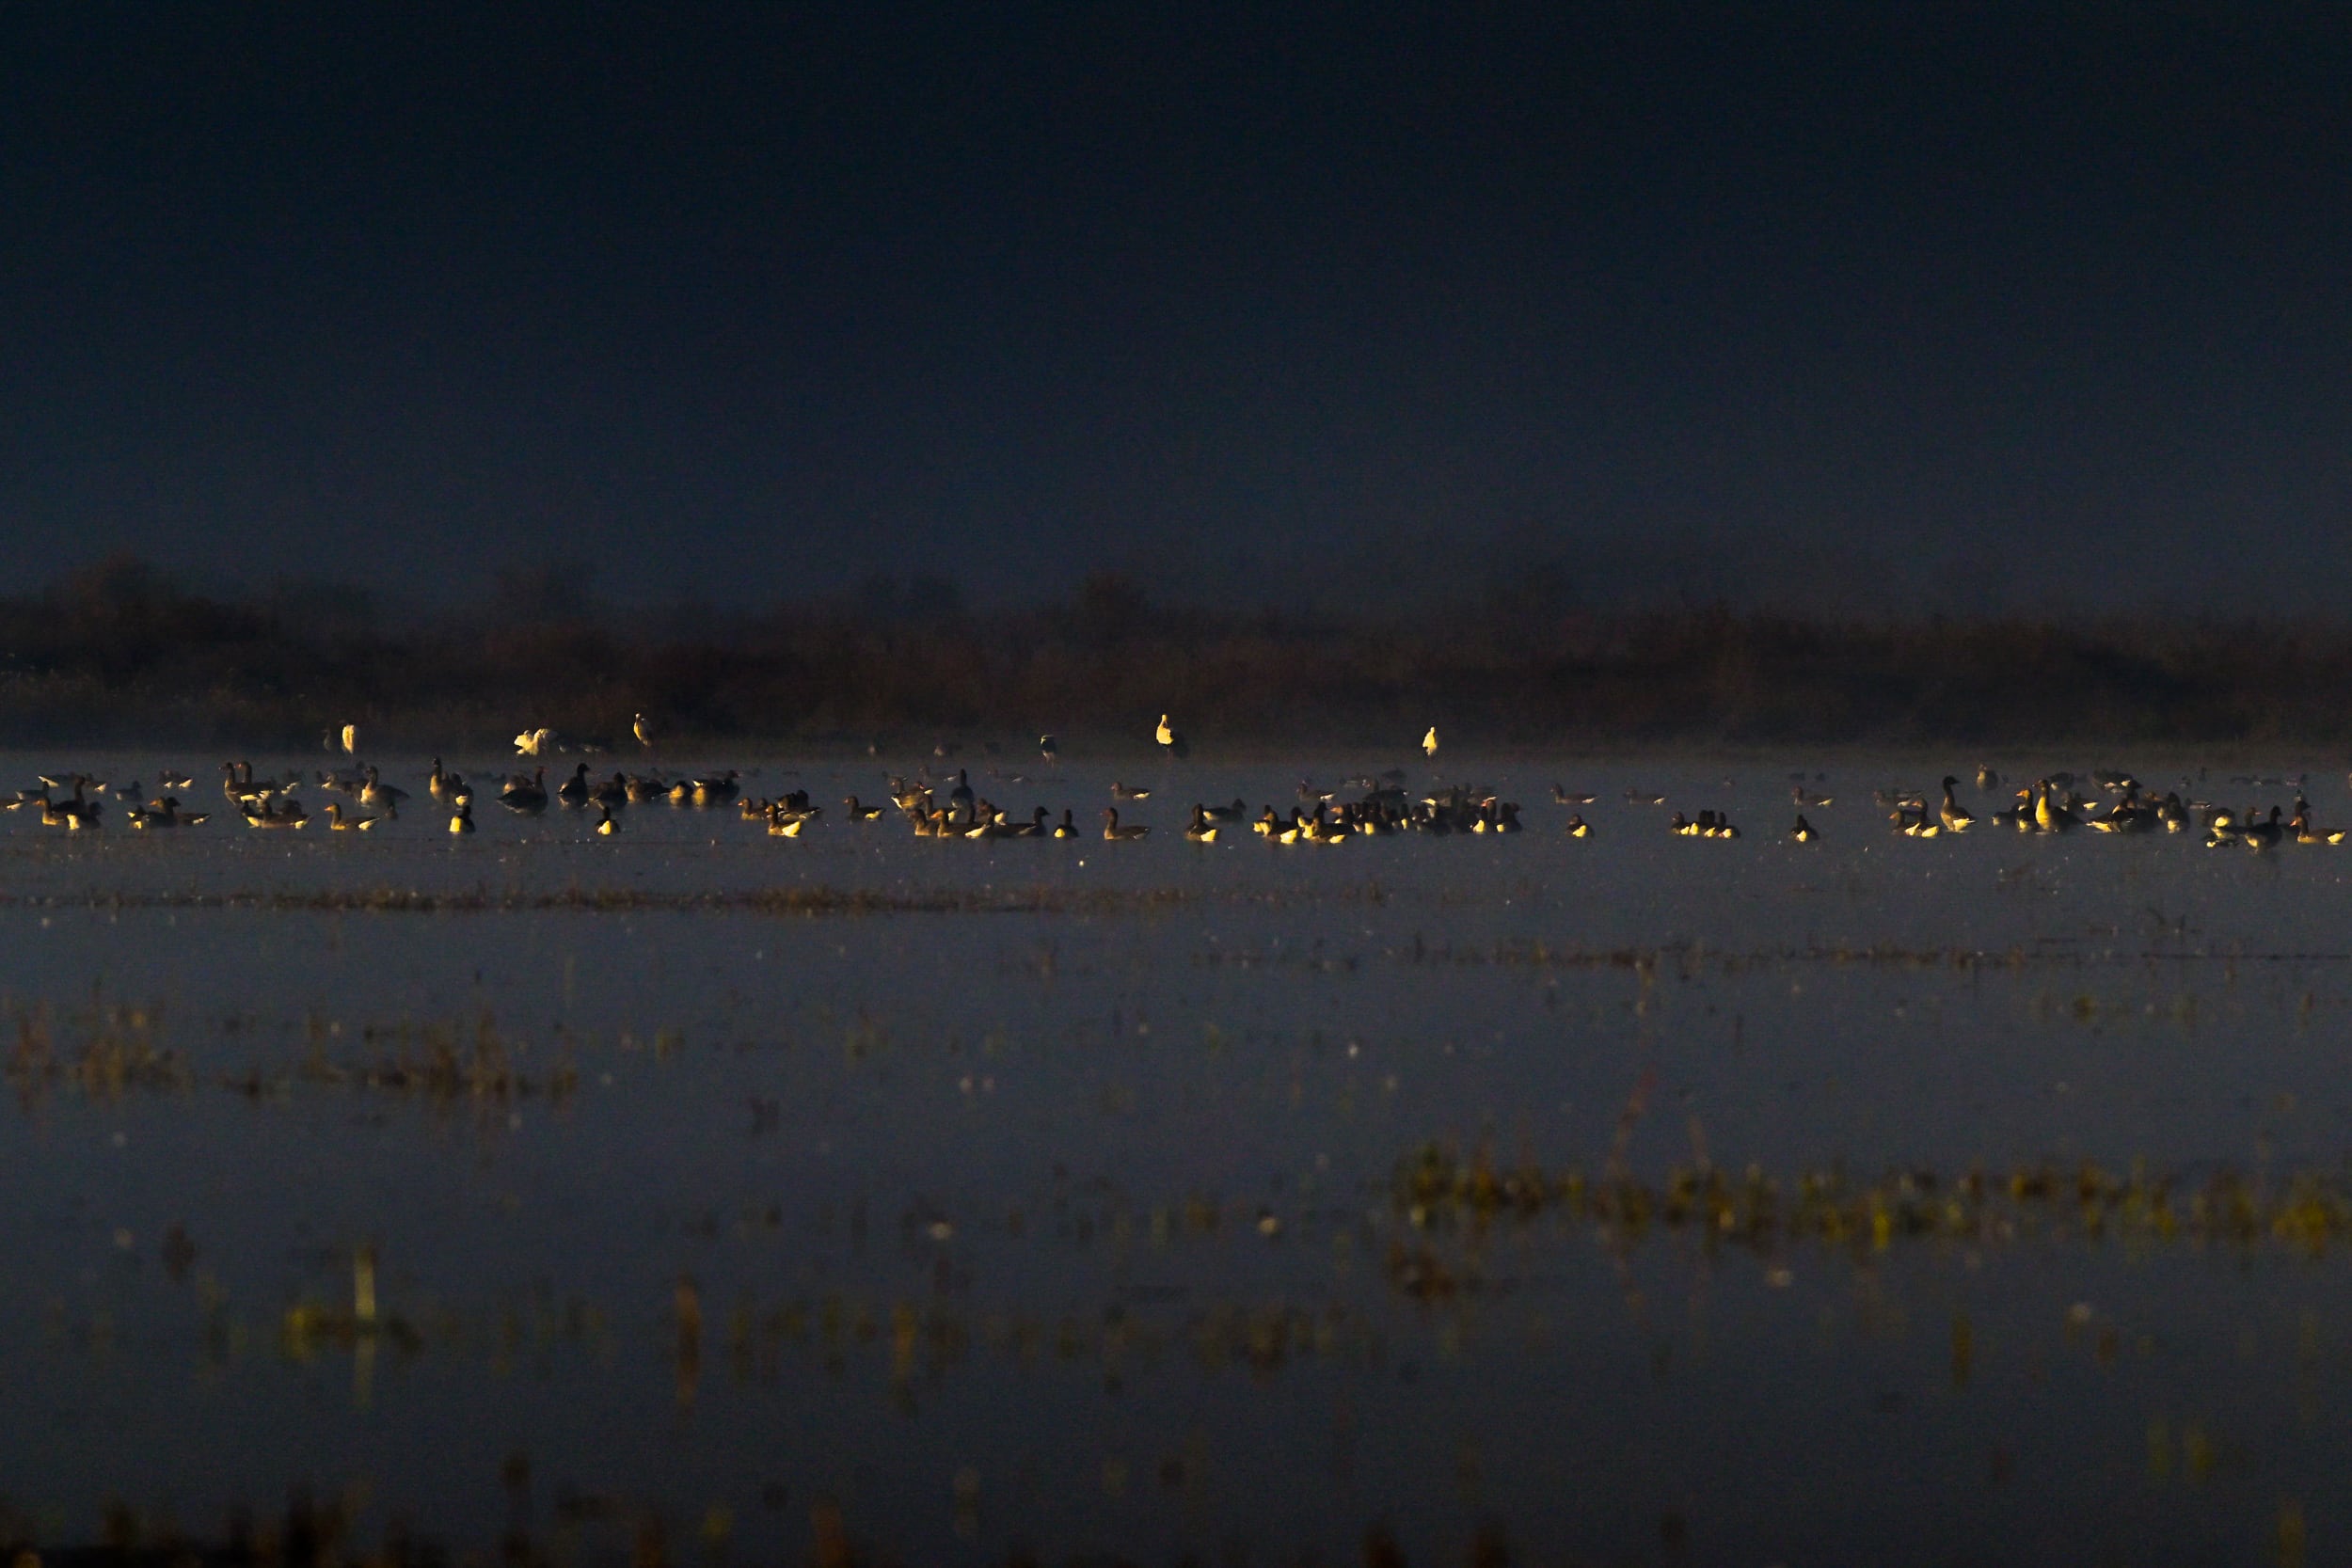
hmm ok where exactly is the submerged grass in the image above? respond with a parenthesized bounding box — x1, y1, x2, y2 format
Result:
(1389, 1141, 2352, 1291)
(0, 885, 1224, 917)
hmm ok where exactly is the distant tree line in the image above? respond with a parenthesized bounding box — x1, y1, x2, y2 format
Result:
(0, 552, 2346, 752)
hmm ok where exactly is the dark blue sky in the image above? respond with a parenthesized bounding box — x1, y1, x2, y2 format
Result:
(2, 5, 2347, 612)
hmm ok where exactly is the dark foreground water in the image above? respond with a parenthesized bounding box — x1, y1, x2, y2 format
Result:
(0, 749, 2347, 1566)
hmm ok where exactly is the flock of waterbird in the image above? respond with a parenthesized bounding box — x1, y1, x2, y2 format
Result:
(1, 716, 2344, 851)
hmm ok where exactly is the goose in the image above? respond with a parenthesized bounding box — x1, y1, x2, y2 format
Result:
(964, 809, 1016, 841)
(1012, 806, 1049, 838)
(450, 799, 477, 834)
(1938, 777, 1975, 832)
(589, 772, 628, 807)
(323, 802, 381, 831)
(157, 769, 193, 792)
(1626, 788, 1667, 806)
(341, 723, 358, 756)
(2290, 811, 2344, 846)
(1184, 804, 1219, 843)
(691, 771, 740, 808)
(1039, 735, 1059, 764)
(2088, 789, 2153, 833)
(1155, 714, 1188, 758)
(946, 769, 976, 823)
(42, 794, 102, 830)
(1053, 809, 1078, 839)
(1492, 801, 1523, 833)
(1550, 784, 1597, 805)
(1201, 799, 1247, 824)
(501, 768, 549, 814)
(842, 797, 886, 822)
(128, 797, 206, 829)
(515, 728, 553, 757)
(358, 767, 407, 816)
(1792, 784, 1835, 808)
(1273, 810, 1307, 845)
(633, 712, 655, 749)
(1422, 727, 1438, 759)
(1975, 765, 1999, 791)
(770, 811, 811, 838)
(2032, 780, 2080, 833)
(596, 803, 619, 835)
(241, 797, 306, 830)
(1102, 807, 1151, 841)
(557, 763, 593, 806)
(1789, 815, 1819, 843)
(2244, 806, 2285, 848)
(428, 759, 457, 802)
(1565, 814, 1591, 838)
(1110, 782, 1152, 801)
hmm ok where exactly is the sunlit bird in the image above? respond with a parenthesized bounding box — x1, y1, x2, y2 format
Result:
(340, 723, 358, 755)
(634, 712, 655, 749)
(1422, 727, 1438, 759)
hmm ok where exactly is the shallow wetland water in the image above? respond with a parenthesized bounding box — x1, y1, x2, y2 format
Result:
(2, 750, 2349, 1565)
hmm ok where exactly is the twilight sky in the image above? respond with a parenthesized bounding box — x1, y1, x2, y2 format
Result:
(2, 4, 2347, 612)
